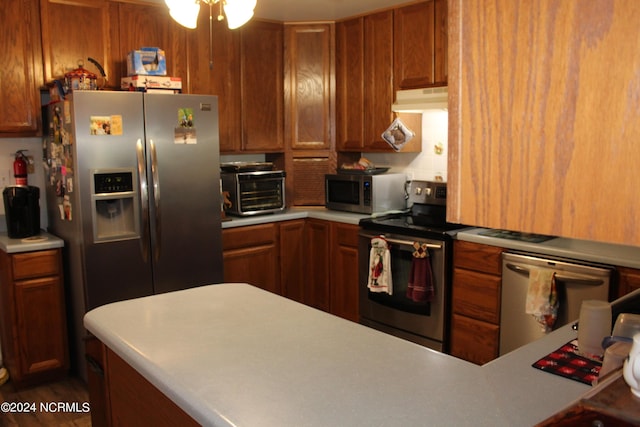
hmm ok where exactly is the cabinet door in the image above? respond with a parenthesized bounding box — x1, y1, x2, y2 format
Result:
(240, 20, 284, 152)
(330, 223, 359, 322)
(618, 267, 640, 299)
(363, 11, 394, 150)
(448, 0, 640, 246)
(335, 17, 364, 151)
(450, 313, 499, 365)
(393, 1, 435, 90)
(452, 268, 501, 324)
(304, 219, 330, 311)
(433, 0, 448, 85)
(285, 24, 333, 151)
(40, 0, 111, 86)
(222, 224, 280, 294)
(113, 2, 189, 87)
(188, 14, 241, 153)
(280, 220, 306, 303)
(0, 0, 43, 136)
(14, 276, 67, 376)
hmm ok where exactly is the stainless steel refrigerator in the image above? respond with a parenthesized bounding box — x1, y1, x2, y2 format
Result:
(44, 90, 223, 377)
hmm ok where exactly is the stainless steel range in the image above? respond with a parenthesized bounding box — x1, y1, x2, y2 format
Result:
(358, 180, 465, 352)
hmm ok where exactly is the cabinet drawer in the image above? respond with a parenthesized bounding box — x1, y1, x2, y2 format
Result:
(222, 223, 277, 251)
(453, 240, 503, 274)
(332, 223, 359, 248)
(12, 250, 60, 280)
(452, 267, 501, 324)
(617, 266, 640, 298)
(450, 313, 499, 365)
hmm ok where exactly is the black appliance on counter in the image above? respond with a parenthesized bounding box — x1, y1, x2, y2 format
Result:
(3, 185, 40, 238)
(358, 180, 466, 352)
(221, 162, 286, 217)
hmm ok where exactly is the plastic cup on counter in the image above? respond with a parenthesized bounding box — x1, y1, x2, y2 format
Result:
(577, 300, 611, 357)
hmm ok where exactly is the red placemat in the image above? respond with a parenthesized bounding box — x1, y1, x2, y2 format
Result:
(532, 339, 602, 386)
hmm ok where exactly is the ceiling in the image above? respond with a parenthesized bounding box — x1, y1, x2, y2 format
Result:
(152, 0, 416, 22)
(252, 0, 414, 21)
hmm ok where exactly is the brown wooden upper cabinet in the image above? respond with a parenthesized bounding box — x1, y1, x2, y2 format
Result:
(187, 14, 241, 153)
(336, 1, 444, 152)
(448, 0, 640, 247)
(239, 20, 284, 152)
(394, 0, 447, 90)
(0, 0, 43, 136)
(40, 0, 113, 88)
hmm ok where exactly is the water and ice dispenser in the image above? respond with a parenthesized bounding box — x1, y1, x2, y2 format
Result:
(91, 170, 139, 242)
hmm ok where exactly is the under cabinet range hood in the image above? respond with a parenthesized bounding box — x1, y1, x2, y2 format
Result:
(392, 87, 448, 112)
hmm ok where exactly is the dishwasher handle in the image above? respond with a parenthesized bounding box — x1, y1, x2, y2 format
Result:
(505, 263, 605, 286)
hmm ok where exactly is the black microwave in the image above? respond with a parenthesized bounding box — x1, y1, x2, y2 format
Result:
(325, 173, 407, 214)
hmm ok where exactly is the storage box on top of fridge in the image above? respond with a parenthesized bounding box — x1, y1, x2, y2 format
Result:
(127, 47, 166, 76)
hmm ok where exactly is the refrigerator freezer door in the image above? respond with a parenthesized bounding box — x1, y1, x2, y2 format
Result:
(143, 93, 223, 293)
(68, 91, 155, 310)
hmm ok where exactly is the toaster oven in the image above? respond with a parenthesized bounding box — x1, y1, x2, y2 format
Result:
(221, 170, 286, 216)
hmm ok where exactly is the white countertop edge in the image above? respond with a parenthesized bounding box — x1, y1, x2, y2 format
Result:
(222, 207, 369, 228)
(456, 227, 640, 269)
(0, 231, 64, 253)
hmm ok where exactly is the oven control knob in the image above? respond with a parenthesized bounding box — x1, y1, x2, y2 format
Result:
(415, 187, 422, 195)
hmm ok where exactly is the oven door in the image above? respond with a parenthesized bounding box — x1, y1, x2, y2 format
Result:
(358, 230, 449, 351)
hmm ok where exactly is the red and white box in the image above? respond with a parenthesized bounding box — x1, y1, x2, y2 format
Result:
(121, 75, 182, 91)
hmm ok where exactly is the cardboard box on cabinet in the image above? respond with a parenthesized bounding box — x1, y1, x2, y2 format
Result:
(121, 75, 182, 92)
(127, 47, 167, 76)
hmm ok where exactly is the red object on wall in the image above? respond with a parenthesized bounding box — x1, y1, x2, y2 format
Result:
(13, 150, 28, 186)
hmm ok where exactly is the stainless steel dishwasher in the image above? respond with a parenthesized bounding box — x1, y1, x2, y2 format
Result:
(500, 252, 612, 356)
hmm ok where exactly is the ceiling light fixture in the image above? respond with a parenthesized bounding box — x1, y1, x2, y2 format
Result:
(165, 0, 256, 30)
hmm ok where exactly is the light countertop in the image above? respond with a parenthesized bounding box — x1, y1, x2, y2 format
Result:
(0, 231, 64, 253)
(222, 208, 640, 269)
(456, 227, 640, 269)
(84, 283, 590, 427)
(221, 207, 370, 228)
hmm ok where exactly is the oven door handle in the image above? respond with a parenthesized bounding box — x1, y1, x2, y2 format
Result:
(361, 234, 442, 249)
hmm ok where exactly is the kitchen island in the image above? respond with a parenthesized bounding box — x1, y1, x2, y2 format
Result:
(84, 283, 593, 426)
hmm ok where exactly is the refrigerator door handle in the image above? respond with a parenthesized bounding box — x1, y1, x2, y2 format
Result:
(136, 139, 150, 262)
(150, 139, 161, 261)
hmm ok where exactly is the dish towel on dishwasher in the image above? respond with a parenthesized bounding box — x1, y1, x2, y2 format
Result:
(406, 242, 435, 303)
(525, 268, 558, 333)
(368, 236, 392, 295)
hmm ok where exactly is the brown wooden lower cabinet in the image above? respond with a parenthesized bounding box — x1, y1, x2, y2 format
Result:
(86, 338, 198, 427)
(449, 240, 503, 365)
(304, 219, 331, 311)
(450, 313, 499, 365)
(329, 222, 360, 322)
(0, 248, 68, 389)
(617, 266, 640, 298)
(221, 219, 359, 322)
(279, 219, 306, 303)
(222, 222, 280, 294)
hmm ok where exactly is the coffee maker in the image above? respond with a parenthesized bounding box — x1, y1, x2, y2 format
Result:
(3, 186, 40, 238)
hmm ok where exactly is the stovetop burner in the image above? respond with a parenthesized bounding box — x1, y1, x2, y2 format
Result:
(359, 180, 467, 239)
(359, 211, 465, 239)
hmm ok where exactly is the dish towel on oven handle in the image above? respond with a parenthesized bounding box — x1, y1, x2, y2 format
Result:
(525, 268, 558, 333)
(368, 236, 393, 295)
(407, 242, 435, 303)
